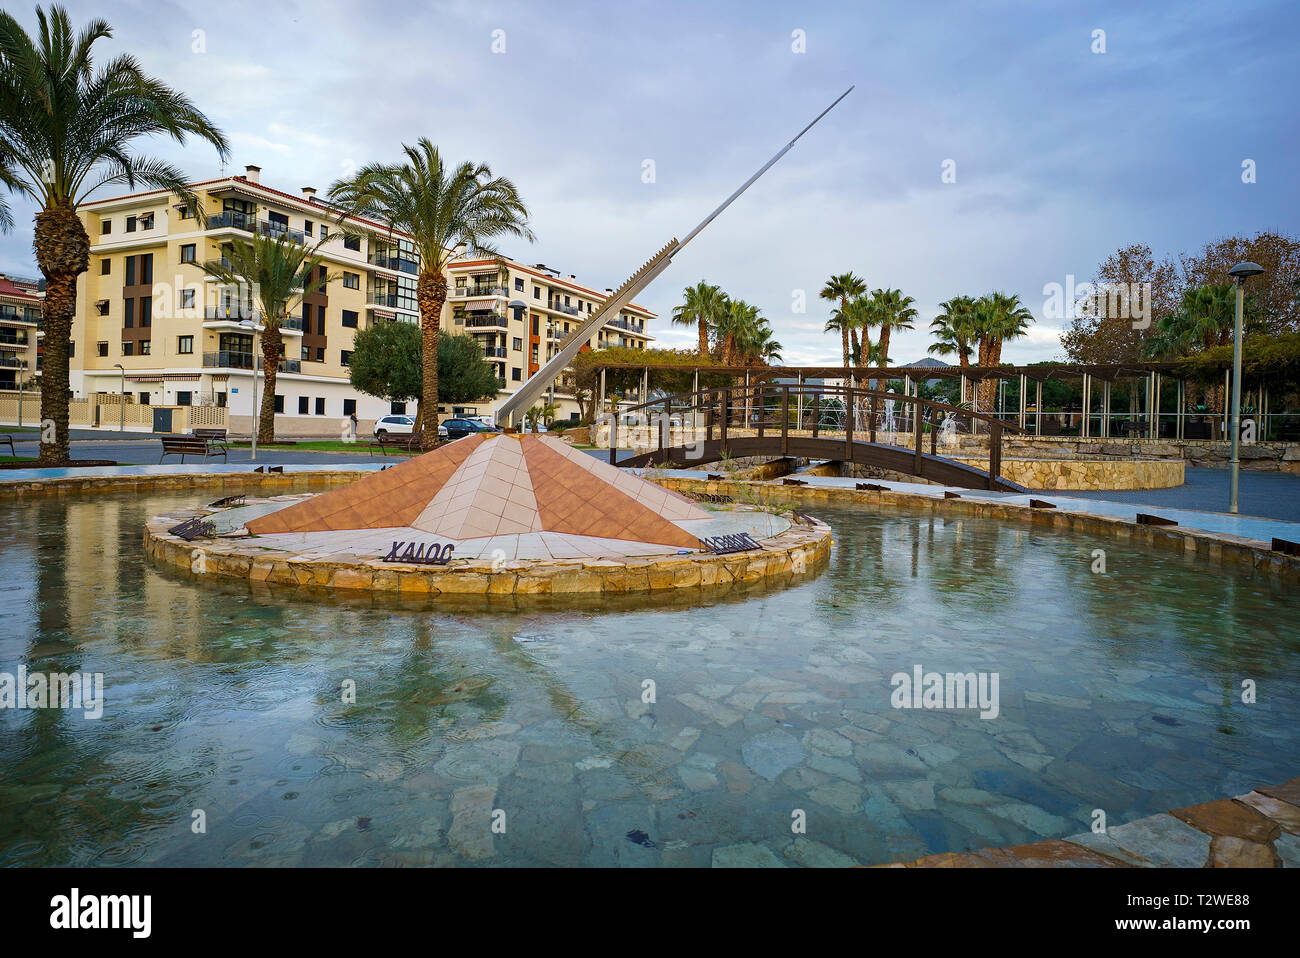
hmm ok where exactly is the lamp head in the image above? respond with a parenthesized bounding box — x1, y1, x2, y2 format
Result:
(1228, 261, 1264, 283)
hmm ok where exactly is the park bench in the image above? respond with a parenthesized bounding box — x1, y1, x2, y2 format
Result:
(159, 434, 228, 463)
(192, 428, 229, 455)
(368, 432, 422, 456)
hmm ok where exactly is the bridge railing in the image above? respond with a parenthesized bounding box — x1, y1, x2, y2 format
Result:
(603, 383, 1026, 484)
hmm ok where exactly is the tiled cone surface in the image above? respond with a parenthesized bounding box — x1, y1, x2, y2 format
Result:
(245, 434, 707, 547)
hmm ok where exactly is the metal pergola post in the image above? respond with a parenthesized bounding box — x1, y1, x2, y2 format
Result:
(1082, 373, 1091, 439)
(1102, 379, 1111, 439)
(796, 372, 803, 433)
(1035, 379, 1042, 436)
(1018, 372, 1027, 430)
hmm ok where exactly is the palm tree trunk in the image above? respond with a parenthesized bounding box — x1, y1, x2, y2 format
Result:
(698, 318, 708, 358)
(34, 202, 90, 465)
(259, 327, 282, 444)
(417, 268, 447, 448)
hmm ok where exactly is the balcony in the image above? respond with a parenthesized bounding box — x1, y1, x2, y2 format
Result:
(203, 350, 254, 369)
(479, 346, 507, 359)
(0, 331, 28, 347)
(0, 355, 27, 369)
(205, 212, 305, 244)
(369, 253, 419, 275)
(451, 285, 508, 298)
(0, 306, 40, 325)
(202, 352, 301, 373)
(464, 315, 508, 329)
(550, 300, 579, 316)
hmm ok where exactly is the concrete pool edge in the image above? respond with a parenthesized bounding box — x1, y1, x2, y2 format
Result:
(876, 777, 1300, 868)
(654, 476, 1300, 583)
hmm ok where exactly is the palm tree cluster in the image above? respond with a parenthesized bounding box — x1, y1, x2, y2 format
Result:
(671, 281, 783, 366)
(819, 275, 920, 373)
(1140, 284, 1246, 360)
(927, 292, 1034, 410)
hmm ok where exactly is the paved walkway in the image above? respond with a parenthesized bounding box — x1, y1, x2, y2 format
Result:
(883, 777, 1300, 867)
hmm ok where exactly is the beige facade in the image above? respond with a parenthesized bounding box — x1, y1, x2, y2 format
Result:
(0, 273, 42, 395)
(64, 166, 654, 435)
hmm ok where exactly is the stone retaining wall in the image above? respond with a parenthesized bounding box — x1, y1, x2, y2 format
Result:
(945, 436, 1300, 473)
(946, 456, 1184, 490)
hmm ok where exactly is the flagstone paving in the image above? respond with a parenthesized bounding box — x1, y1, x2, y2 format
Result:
(886, 781, 1299, 867)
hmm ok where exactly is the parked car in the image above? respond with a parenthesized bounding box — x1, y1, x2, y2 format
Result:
(372, 415, 448, 440)
(373, 415, 416, 438)
(520, 421, 548, 433)
(442, 417, 500, 440)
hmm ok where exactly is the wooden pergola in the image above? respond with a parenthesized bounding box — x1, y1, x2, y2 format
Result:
(590, 360, 1291, 441)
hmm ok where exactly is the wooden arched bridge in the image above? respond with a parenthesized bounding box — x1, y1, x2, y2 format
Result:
(606, 384, 1030, 493)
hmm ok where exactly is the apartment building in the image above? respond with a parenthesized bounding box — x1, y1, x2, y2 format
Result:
(69, 166, 654, 434)
(0, 273, 42, 392)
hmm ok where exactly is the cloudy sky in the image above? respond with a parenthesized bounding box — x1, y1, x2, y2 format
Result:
(2, 0, 1296, 365)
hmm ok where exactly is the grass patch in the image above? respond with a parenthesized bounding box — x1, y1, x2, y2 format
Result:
(0, 455, 37, 464)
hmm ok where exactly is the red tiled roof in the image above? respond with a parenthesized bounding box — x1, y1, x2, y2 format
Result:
(0, 275, 41, 302)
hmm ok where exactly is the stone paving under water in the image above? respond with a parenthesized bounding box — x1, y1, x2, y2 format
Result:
(0, 491, 1295, 866)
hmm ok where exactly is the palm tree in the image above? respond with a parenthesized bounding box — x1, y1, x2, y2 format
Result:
(820, 272, 867, 371)
(716, 297, 759, 365)
(672, 281, 726, 357)
(329, 139, 534, 447)
(868, 288, 918, 367)
(1142, 284, 1238, 359)
(969, 292, 1034, 412)
(929, 296, 978, 368)
(201, 232, 332, 444)
(0, 5, 228, 464)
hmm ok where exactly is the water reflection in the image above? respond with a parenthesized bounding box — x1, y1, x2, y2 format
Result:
(0, 492, 1295, 867)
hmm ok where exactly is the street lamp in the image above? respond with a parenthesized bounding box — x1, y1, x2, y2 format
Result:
(1227, 261, 1264, 514)
(113, 363, 125, 432)
(239, 319, 261, 461)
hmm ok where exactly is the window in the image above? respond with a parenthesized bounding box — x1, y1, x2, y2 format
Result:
(100, 259, 111, 275)
(123, 299, 134, 328)
(140, 340, 151, 355)
(125, 256, 135, 286)
(315, 347, 324, 362)
(298, 396, 309, 414)
(138, 391, 149, 404)
(268, 211, 288, 231)
(343, 398, 356, 416)
(340, 350, 352, 366)
(391, 401, 407, 415)
(216, 392, 226, 407)
(140, 297, 152, 328)
(304, 220, 313, 236)
(301, 346, 309, 361)
(341, 310, 358, 328)
(564, 295, 571, 307)
(101, 219, 111, 235)
(122, 341, 134, 356)
(512, 337, 522, 351)
(179, 289, 195, 309)
(344, 235, 360, 251)
(179, 204, 195, 220)
(180, 244, 196, 264)
(343, 272, 359, 289)
(68, 341, 75, 358)
(512, 367, 522, 381)
(319, 226, 328, 241)
(514, 278, 524, 291)
(96, 342, 108, 357)
(139, 212, 154, 230)
(96, 301, 109, 316)
(176, 391, 192, 406)
(126, 215, 137, 233)
(317, 305, 325, 335)
(274, 395, 284, 413)
(177, 335, 193, 355)
(315, 397, 325, 416)
(533, 286, 541, 299)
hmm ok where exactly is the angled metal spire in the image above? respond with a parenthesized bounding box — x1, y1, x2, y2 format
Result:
(495, 86, 854, 427)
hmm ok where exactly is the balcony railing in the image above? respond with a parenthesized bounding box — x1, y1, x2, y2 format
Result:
(479, 346, 507, 359)
(0, 331, 28, 346)
(203, 350, 254, 369)
(464, 316, 508, 329)
(0, 356, 27, 369)
(550, 301, 579, 316)
(368, 292, 417, 310)
(0, 306, 41, 325)
(369, 253, 420, 275)
(205, 212, 305, 244)
(202, 352, 301, 373)
(452, 285, 508, 298)
(204, 305, 258, 322)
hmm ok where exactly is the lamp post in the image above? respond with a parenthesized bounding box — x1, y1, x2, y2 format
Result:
(239, 319, 261, 461)
(113, 363, 125, 432)
(1227, 261, 1264, 514)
